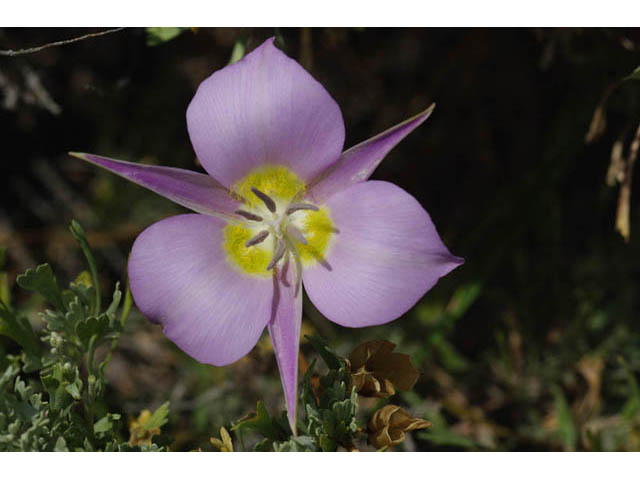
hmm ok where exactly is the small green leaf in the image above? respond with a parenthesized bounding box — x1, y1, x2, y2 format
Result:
(232, 401, 285, 440)
(54, 436, 69, 452)
(75, 314, 110, 345)
(41, 309, 66, 332)
(228, 38, 246, 65)
(105, 282, 122, 326)
(552, 385, 577, 451)
(0, 301, 40, 354)
(94, 413, 121, 434)
(65, 377, 83, 400)
(146, 27, 188, 47)
(66, 296, 87, 328)
(624, 66, 640, 82)
(144, 401, 170, 431)
(16, 264, 64, 311)
(69, 282, 94, 309)
(306, 335, 344, 370)
(446, 283, 482, 320)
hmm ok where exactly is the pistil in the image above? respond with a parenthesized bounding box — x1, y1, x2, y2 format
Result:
(267, 239, 287, 270)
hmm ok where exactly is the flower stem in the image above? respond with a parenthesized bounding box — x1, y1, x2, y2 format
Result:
(69, 220, 101, 315)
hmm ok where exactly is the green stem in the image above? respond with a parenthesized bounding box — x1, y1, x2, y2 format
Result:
(70, 221, 101, 315)
(99, 282, 132, 377)
(87, 334, 98, 376)
(119, 283, 133, 328)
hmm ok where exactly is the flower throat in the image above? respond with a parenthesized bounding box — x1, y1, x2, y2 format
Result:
(223, 166, 336, 287)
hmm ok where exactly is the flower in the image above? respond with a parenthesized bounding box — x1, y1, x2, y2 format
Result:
(70, 37, 463, 434)
(368, 404, 432, 449)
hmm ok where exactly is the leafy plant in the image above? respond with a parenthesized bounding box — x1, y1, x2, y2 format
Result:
(0, 221, 169, 451)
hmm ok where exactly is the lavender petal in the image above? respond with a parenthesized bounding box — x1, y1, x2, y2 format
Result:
(303, 180, 463, 327)
(186, 37, 345, 188)
(128, 214, 273, 365)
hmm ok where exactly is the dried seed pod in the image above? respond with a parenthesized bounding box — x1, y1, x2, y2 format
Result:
(368, 404, 432, 449)
(349, 340, 420, 398)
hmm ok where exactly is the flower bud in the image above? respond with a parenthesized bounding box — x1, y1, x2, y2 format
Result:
(50, 332, 63, 348)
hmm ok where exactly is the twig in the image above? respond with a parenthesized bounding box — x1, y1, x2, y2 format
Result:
(615, 121, 640, 242)
(0, 28, 125, 57)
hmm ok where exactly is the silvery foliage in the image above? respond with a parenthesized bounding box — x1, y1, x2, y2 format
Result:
(0, 221, 168, 451)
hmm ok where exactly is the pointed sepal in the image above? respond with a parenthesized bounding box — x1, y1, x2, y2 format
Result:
(69, 152, 240, 219)
(267, 261, 303, 435)
(308, 104, 435, 203)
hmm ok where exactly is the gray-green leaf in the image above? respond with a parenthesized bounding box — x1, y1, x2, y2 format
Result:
(16, 264, 64, 311)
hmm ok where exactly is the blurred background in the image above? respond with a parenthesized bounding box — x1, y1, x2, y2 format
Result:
(1, 27, 640, 451)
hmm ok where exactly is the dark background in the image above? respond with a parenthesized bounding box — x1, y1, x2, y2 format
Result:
(1, 27, 640, 451)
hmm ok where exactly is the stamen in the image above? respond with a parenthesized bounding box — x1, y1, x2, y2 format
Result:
(245, 230, 270, 247)
(235, 209, 263, 222)
(267, 239, 286, 270)
(251, 187, 276, 213)
(286, 202, 319, 215)
(287, 225, 307, 245)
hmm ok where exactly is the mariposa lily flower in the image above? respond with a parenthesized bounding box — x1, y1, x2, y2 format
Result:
(70, 37, 462, 433)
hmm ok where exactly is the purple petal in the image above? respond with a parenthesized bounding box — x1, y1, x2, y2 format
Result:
(303, 181, 463, 327)
(267, 259, 302, 435)
(186, 37, 345, 188)
(70, 152, 239, 219)
(128, 214, 273, 365)
(307, 105, 435, 204)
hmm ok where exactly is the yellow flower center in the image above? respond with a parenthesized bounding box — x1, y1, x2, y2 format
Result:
(223, 165, 336, 279)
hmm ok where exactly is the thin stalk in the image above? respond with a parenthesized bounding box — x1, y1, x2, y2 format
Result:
(98, 282, 132, 377)
(70, 221, 101, 315)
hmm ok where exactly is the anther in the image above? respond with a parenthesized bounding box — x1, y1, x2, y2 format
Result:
(287, 225, 307, 245)
(286, 202, 319, 215)
(267, 239, 287, 270)
(245, 230, 270, 247)
(251, 187, 277, 213)
(235, 209, 263, 222)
